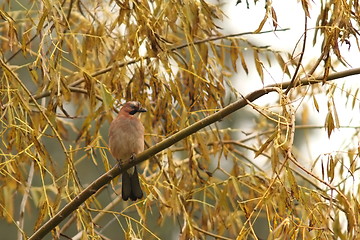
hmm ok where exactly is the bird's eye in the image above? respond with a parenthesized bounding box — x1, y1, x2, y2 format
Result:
(128, 102, 140, 115)
(132, 102, 141, 109)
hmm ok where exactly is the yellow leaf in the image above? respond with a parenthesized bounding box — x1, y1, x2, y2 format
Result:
(327, 155, 335, 183)
(60, 76, 71, 102)
(36, 9, 48, 33)
(195, 133, 210, 162)
(276, 53, 290, 77)
(348, 149, 356, 174)
(255, 132, 277, 158)
(313, 95, 319, 112)
(83, 72, 96, 111)
(352, 88, 358, 110)
(254, 14, 268, 34)
(301, 0, 311, 17)
(271, 7, 278, 30)
(230, 40, 238, 72)
(231, 176, 243, 198)
(325, 112, 335, 138)
(323, 56, 331, 84)
(287, 168, 300, 200)
(271, 146, 279, 173)
(100, 83, 113, 112)
(253, 50, 264, 83)
(239, 50, 248, 74)
(332, 99, 340, 128)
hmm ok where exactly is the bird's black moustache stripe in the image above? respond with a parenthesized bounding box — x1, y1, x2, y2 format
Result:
(129, 110, 137, 115)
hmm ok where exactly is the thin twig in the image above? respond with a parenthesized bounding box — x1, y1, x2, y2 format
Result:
(193, 225, 233, 240)
(17, 162, 35, 240)
(284, 15, 308, 95)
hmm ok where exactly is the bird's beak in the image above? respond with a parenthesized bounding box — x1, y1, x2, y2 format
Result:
(137, 107, 147, 113)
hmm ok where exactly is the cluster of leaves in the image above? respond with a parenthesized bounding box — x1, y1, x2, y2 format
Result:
(0, 0, 360, 239)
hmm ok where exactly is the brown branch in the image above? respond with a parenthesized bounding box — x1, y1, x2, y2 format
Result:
(272, 67, 360, 89)
(68, 86, 103, 101)
(28, 68, 360, 239)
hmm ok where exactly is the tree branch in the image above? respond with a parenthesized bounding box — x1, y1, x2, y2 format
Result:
(268, 67, 360, 90)
(28, 67, 360, 239)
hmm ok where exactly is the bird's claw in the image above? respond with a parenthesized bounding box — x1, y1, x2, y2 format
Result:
(130, 153, 136, 162)
(118, 154, 136, 168)
(116, 161, 123, 169)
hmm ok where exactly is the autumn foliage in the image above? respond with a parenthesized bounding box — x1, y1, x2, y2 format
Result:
(1, 0, 360, 239)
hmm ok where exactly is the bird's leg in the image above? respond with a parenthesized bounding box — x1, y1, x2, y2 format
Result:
(116, 154, 137, 170)
(116, 161, 123, 169)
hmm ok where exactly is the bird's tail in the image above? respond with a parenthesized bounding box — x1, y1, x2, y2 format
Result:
(122, 166, 143, 201)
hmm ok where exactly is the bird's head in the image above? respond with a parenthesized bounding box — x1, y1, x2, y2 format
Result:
(120, 101, 147, 116)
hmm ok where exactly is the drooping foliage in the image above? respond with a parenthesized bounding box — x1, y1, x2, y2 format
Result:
(1, 0, 360, 239)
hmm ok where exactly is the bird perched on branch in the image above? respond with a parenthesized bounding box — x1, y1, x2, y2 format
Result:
(109, 101, 146, 201)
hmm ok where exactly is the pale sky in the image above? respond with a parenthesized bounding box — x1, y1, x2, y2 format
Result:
(220, 0, 360, 195)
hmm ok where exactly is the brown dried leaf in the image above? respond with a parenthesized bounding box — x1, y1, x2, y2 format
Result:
(195, 133, 210, 162)
(56, 119, 69, 140)
(348, 149, 356, 174)
(231, 176, 243, 198)
(313, 95, 320, 112)
(301, 105, 309, 125)
(100, 83, 113, 112)
(37, 9, 49, 33)
(198, 43, 208, 67)
(83, 72, 96, 111)
(352, 88, 358, 110)
(276, 53, 290, 77)
(332, 99, 340, 128)
(323, 56, 331, 84)
(253, 50, 264, 83)
(60, 76, 71, 102)
(327, 155, 335, 183)
(301, 0, 311, 18)
(325, 112, 335, 138)
(230, 40, 238, 72)
(343, 199, 355, 232)
(238, 49, 248, 74)
(255, 131, 277, 158)
(254, 14, 268, 34)
(34, 200, 49, 231)
(271, 7, 278, 30)
(287, 169, 300, 200)
(271, 146, 279, 173)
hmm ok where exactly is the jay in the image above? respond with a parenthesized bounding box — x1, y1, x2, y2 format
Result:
(109, 101, 146, 201)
